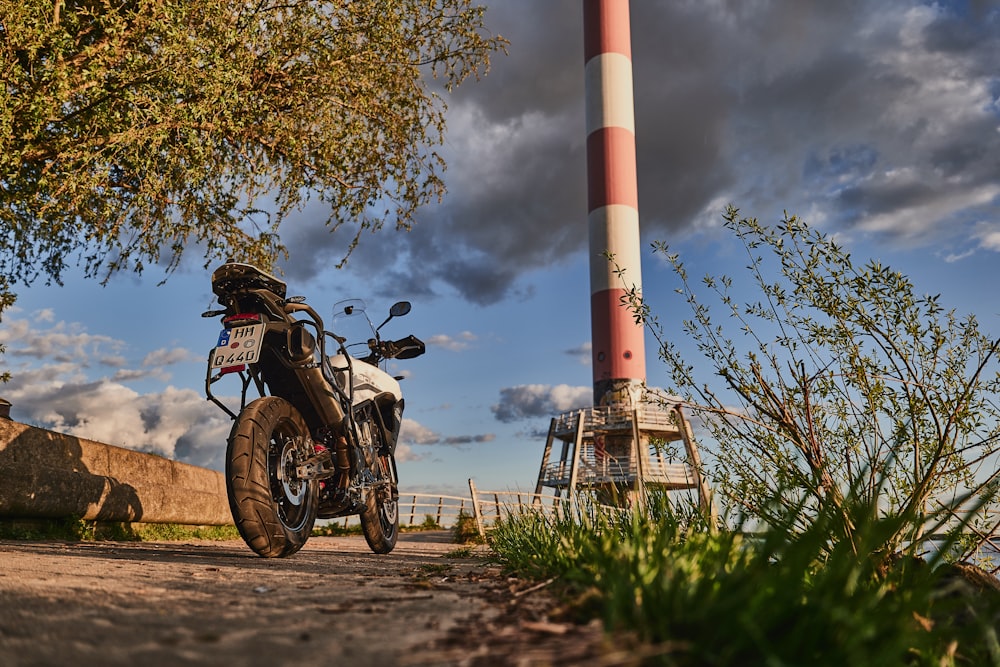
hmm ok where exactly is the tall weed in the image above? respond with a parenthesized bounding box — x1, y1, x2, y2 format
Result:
(490, 490, 999, 666)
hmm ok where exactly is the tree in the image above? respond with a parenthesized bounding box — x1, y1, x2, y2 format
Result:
(626, 206, 1000, 561)
(0, 0, 505, 287)
(0, 274, 14, 383)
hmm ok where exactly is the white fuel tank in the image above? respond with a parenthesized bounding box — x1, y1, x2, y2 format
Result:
(328, 354, 402, 406)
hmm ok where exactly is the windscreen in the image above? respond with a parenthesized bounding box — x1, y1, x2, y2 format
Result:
(331, 299, 375, 356)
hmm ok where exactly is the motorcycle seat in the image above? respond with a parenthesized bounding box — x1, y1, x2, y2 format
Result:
(211, 262, 288, 299)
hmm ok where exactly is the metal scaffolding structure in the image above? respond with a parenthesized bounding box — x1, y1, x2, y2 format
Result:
(533, 399, 715, 517)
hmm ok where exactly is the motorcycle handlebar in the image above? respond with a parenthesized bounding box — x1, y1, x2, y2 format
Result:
(283, 297, 423, 363)
(381, 335, 425, 361)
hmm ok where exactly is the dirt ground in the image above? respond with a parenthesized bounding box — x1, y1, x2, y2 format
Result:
(0, 531, 629, 666)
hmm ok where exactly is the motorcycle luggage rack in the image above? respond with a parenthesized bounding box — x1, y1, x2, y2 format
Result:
(205, 354, 266, 420)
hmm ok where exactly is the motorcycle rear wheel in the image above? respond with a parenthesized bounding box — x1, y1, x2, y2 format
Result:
(226, 397, 318, 558)
(360, 452, 399, 554)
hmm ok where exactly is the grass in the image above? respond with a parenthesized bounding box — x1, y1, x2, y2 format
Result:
(451, 509, 484, 544)
(488, 492, 1000, 666)
(0, 518, 241, 542)
(311, 521, 364, 537)
(0, 511, 479, 543)
(444, 545, 480, 558)
(312, 513, 455, 537)
(312, 511, 485, 544)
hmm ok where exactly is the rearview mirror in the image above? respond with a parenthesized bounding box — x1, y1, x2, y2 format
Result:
(376, 301, 412, 332)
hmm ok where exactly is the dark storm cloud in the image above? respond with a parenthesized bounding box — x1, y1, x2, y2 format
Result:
(279, 0, 1000, 303)
(922, 5, 999, 53)
(277, 0, 587, 301)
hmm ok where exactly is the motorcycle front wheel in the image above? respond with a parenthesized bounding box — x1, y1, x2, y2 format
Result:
(226, 396, 318, 558)
(360, 452, 399, 554)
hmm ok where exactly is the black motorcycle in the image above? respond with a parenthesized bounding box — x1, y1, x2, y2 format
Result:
(203, 263, 424, 557)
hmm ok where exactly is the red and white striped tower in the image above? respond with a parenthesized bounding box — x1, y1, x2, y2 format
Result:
(533, 4, 715, 510)
(584, 0, 646, 406)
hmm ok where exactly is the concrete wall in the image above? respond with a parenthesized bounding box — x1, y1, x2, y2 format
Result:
(0, 419, 232, 525)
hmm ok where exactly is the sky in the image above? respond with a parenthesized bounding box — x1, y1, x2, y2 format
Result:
(2, 0, 1000, 498)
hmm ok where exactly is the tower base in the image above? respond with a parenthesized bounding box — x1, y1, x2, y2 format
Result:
(533, 396, 715, 520)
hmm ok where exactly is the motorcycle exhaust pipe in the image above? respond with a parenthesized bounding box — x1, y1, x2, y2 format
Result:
(295, 366, 345, 427)
(285, 321, 346, 428)
(334, 435, 351, 489)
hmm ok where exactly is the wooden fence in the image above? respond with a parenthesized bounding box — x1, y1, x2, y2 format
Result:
(467, 479, 572, 539)
(326, 485, 1000, 547)
(321, 492, 472, 529)
(398, 492, 473, 528)
(320, 481, 567, 541)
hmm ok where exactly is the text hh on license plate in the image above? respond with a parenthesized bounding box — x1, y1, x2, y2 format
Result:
(211, 324, 265, 370)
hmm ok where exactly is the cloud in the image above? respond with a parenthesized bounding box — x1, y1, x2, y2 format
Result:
(399, 417, 494, 449)
(564, 342, 591, 366)
(4, 355, 441, 470)
(0, 314, 230, 469)
(491, 384, 591, 423)
(0, 313, 494, 472)
(400, 418, 440, 446)
(111, 368, 168, 383)
(393, 442, 419, 463)
(442, 434, 496, 445)
(34, 308, 55, 323)
(273, 1, 1000, 303)
(425, 331, 477, 352)
(0, 312, 187, 381)
(143, 347, 199, 367)
(3, 366, 232, 469)
(3, 317, 123, 364)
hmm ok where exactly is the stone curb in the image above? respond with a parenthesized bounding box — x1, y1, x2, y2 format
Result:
(0, 419, 232, 525)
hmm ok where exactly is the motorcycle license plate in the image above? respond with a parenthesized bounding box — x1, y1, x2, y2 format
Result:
(210, 324, 265, 370)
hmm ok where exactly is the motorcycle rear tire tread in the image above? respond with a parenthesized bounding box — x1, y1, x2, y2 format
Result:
(227, 397, 317, 558)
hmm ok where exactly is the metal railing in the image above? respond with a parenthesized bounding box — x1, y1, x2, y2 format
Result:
(540, 459, 694, 487)
(551, 403, 680, 436)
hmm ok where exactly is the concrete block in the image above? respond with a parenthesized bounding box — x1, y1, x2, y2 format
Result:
(0, 419, 232, 525)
